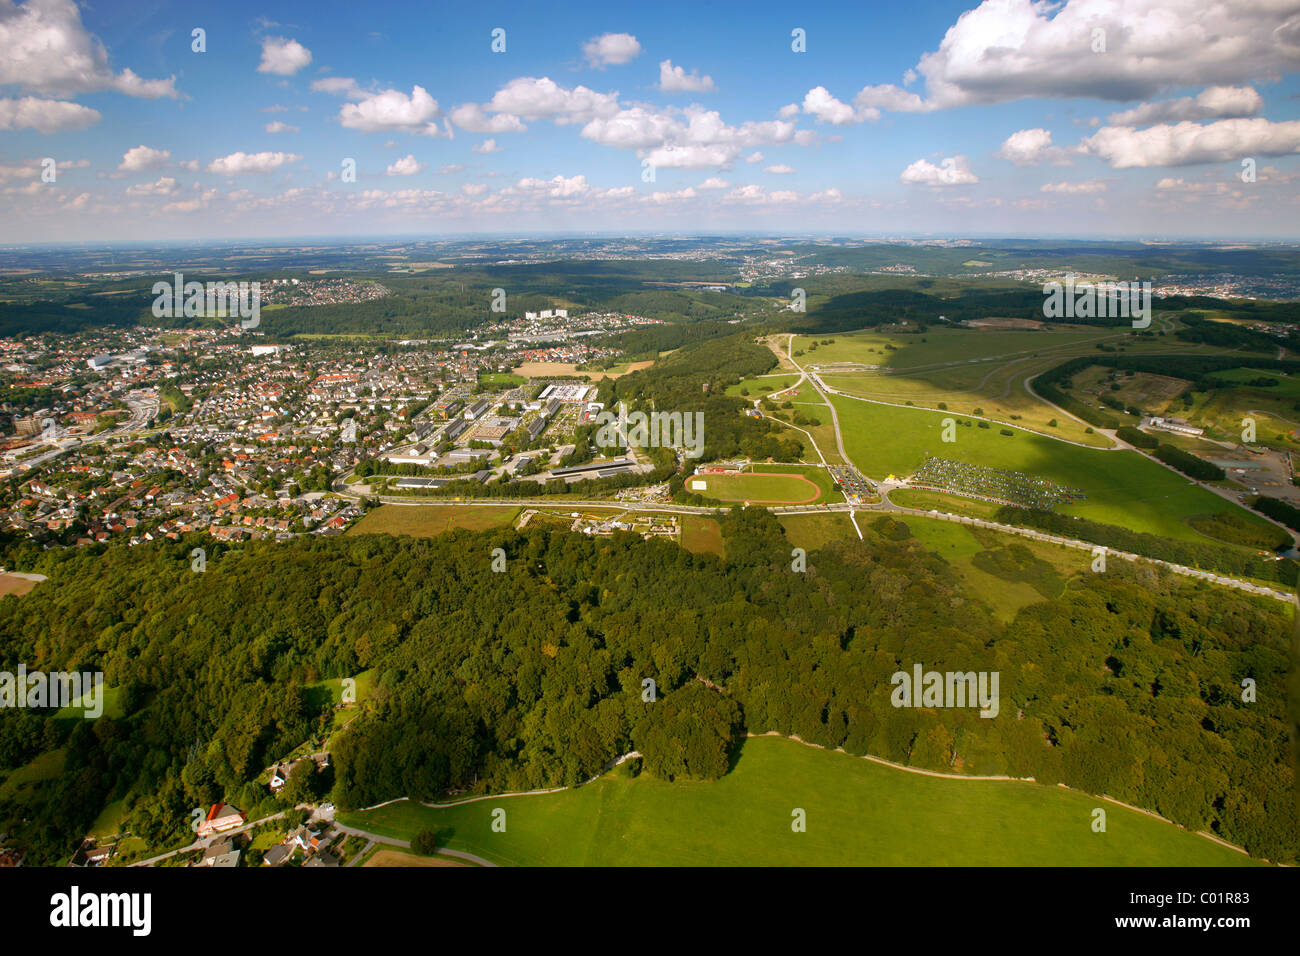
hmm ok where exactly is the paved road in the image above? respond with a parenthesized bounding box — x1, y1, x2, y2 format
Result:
(331, 821, 497, 867)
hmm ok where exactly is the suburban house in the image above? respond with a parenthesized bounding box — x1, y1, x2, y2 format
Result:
(67, 839, 112, 867)
(269, 765, 289, 793)
(197, 803, 246, 838)
(199, 837, 241, 868)
(262, 843, 293, 867)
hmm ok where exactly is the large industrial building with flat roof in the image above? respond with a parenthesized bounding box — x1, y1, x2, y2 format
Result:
(549, 458, 637, 480)
(538, 383, 590, 403)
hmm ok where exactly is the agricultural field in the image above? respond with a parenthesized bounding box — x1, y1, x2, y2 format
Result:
(830, 394, 1276, 543)
(511, 360, 653, 379)
(348, 504, 522, 536)
(0, 573, 41, 597)
(339, 735, 1256, 867)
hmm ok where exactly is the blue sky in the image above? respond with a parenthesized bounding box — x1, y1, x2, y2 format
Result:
(2, 0, 1299, 241)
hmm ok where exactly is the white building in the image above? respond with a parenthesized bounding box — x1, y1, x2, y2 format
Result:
(1148, 417, 1205, 437)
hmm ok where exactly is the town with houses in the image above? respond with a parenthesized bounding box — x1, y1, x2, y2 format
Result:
(0, 308, 667, 553)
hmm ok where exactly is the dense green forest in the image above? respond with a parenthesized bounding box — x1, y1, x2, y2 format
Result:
(596, 332, 804, 462)
(0, 509, 1293, 865)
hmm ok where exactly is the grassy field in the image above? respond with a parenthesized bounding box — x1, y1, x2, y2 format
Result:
(725, 373, 801, 398)
(88, 799, 127, 840)
(751, 462, 842, 502)
(53, 683, 126, 720)
(890, 488, 1005, 520)
(901, 516, 1078, 621)
(778, 512, 859, 551)
(690, 471, 822, 504)
(830, 394, 1273, 542)
(0, 748, 65, 802)
(304, 669, 378, 707)
(1070, 365, 1190, 418)
(777, 509, 1086, 621)
(364, 847, 471, 867)
(1185, 386, 1300, 451)
(1208, 367, 1300, 400)
(339, 735, 1256, 866)
(803, 326, 1115, 370)
(797, 326, 1250, 450)
(349, 504, 521, 536)
(478, 372, 527, 388)
(680, 515, 724, 556)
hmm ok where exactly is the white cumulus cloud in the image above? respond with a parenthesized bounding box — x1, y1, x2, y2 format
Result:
(385, 154, 425, 176)
(0, 96, 99, 132)
(658, 60, 715, 93)
(118, 145, 170, 172)
(583, 32, 641, 68)
(1107, 86, 1265, 126)
(208, 151, 303, 175)
(899, 155, 979, 186)
(996, 128, 1075, 166)
(0, 0, 177, 97)
(1083, 118, 1300, 167)
(339, 86, 441, 134)
(258, 37, 312, 76)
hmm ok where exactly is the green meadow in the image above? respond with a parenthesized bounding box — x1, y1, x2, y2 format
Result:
(340, 735, 1257, 867)
(830, 394, 1272, 542)
(725, 373, 801, 397)
(802, 326, 1116, 371)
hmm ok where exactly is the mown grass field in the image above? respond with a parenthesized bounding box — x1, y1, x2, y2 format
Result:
(750, 462, 842, 502)
(690, 471, 822, 504)
(830, 394, 1272, 542)
(340, 735, 1257, 867)
(349, 504, 521, 536)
